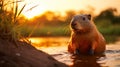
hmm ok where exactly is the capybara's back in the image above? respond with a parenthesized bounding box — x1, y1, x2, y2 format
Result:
(68, 14, 106, 55)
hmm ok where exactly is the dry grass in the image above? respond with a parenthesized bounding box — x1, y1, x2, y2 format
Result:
(0, 0, 26, 44)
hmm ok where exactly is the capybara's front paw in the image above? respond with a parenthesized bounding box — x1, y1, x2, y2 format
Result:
(88, 49, 94, 55)
(74, 49, 80, 55)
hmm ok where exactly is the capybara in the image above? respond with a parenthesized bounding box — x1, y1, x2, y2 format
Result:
(68, 14, 106, 55)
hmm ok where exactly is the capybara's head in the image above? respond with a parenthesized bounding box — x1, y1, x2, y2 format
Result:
(70, 14, 94, 33)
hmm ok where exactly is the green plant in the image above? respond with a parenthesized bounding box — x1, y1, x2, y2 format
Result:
(0, 0, 26, 45)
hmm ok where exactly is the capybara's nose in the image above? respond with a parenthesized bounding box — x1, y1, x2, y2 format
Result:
(71, 22, 76, 26)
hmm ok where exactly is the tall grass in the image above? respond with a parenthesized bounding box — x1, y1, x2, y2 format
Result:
(0, 0, 26, 44)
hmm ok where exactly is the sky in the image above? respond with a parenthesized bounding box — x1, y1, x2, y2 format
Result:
(20, 0, 120, 19)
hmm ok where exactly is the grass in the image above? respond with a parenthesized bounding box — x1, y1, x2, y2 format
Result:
(0, 0, 26, 45)
(95, 19, 120, 43)
(98, 25, 120, 43)
(20, 24, 71, 37)
(98, 25, 120, 35)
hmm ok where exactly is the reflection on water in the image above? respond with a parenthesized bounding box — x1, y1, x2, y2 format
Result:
(28, 37, 69, 47)
(70, 54, 105, 67)
(28, 37, 120, 67)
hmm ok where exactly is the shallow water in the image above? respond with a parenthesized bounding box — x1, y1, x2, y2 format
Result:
(28, 37, 120, 67)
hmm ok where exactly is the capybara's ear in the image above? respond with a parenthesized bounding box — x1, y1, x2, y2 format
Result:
(87, 14, 91, 20)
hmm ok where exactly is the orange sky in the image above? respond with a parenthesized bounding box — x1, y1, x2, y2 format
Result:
(20, 0, 120, 19)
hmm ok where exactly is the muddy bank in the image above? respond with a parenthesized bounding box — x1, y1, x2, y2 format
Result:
(0, 38, 68, 67)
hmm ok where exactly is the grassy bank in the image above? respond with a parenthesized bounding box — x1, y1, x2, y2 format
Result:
(95, 19, 120, 43)
(20, 24, 71, 37)
(98, 25, 120, 43)
(19, 23, 120, 43)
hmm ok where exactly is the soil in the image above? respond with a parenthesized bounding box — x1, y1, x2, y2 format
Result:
(0, 38, 68, 67)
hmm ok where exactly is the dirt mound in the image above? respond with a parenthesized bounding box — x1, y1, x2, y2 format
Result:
(0, 39, 68, 67)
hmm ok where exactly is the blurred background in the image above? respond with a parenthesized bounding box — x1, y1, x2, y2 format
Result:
(1, 0, 120, 45)
(20, 0, 120, 43)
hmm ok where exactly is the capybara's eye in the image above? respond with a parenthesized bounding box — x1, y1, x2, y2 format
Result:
(82, 17, 85, 21)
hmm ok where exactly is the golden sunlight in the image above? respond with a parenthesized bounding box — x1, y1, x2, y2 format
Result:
(23, 6, 46, 19)
(21, 0, 120, 19)
(21, 0, 48, 19)
(19, 0, 47, 19)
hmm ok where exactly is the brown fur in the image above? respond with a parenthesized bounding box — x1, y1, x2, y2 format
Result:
(68, 14, 106, 54)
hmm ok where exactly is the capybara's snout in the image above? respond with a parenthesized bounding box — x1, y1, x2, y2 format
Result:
(71, 22, 77, 30)
(71, 18, 78, 30)
(71, 22, 77, 27)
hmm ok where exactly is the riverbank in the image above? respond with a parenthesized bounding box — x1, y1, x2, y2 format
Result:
(0, 38, 68, 67)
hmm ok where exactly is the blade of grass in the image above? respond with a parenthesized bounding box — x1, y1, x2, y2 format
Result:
(14, 1, 18, 23)
(17, 4, 26, 17)
(25, 4, 39, 12)
(28, 22, 40, 38)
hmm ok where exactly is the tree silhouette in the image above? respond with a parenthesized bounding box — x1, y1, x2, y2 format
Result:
(94, 8, 120, 24)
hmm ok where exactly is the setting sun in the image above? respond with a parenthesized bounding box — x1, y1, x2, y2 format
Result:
(22, 6, 46, 19)
(21, 0, 120, 19)
(21, 0, 48, 19)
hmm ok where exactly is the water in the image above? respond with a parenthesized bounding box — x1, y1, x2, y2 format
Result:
(28, 37, 120, 67)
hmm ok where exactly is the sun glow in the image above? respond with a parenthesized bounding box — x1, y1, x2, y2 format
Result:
(21, 0, 48, 19)
(21, 0, 120, 19)
(23, 6, 46, 19)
